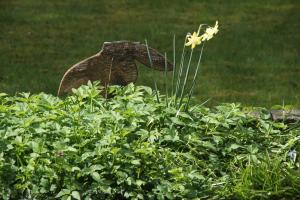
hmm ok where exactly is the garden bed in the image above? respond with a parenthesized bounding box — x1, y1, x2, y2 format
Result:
(0, 83, 299, 199)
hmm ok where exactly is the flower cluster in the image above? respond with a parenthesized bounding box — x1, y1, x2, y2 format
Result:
(185, 21, 219, 49)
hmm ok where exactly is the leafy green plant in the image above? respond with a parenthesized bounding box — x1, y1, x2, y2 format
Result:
(0, 82, 299, 199)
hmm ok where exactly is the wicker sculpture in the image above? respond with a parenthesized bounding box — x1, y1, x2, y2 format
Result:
(58, 41, 173, 96)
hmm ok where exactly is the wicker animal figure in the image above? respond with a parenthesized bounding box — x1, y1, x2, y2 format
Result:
(58, 41, 173, 96)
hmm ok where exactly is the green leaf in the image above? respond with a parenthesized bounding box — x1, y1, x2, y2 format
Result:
(228, 143, 242, 152)
(170, 117, 185, 126)
(131, 159, 141, 165)
(55, 189, 71, 198)
(71, 167, 81, 172)
(62, 196, 72, 200)
(251, 155, 260, 163)
(141, 86, 152, 95)
(0, 93, 7, 97)
(91, 172, 101, 182)
(136, 180, 145, 187)
(177, 112, 193, 120)
(71, 191, 81, 200)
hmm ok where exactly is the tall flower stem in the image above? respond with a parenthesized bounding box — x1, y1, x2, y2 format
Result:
(185, 42, 205, 111)
(164, 52, 168, 106)
(175, 36, 188, 105)
(145, 39, 160, 103)
(178, 48, 194, 107)
(171, 34, 176, 99)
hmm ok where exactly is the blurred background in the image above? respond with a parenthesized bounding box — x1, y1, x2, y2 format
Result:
(0, 0, 299, 107)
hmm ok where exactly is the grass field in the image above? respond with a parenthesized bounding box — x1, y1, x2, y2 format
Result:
(0, 0, 299, 107)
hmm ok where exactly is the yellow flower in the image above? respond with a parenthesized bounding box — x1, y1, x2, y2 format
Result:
(185, 21, 219, 49)
(185, 32, 202, 49)
(202, 21, 219, 41)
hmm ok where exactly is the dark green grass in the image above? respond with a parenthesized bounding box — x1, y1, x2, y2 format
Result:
(0, 0, 299, 107)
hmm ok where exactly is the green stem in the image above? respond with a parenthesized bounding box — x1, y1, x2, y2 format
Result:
(16, 153, 24, 167)
(145, 39, 160, 103)
(164, 52, 168, 106)
(175, 36, 188, 105)
(171, 34, 176, 98)
(179, 48, 194, 107)
(185, 42, 205, 111)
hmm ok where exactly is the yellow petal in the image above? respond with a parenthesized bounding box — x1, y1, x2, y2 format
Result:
(196, 36, 203, 45)
(185, 42, 191, 46)
(185, 38, 193, 46)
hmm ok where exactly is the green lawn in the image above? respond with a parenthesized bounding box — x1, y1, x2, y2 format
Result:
(0, 0, 299, 107)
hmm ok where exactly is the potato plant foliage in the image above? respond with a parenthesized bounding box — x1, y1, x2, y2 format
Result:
(0, 82, 299, 200)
